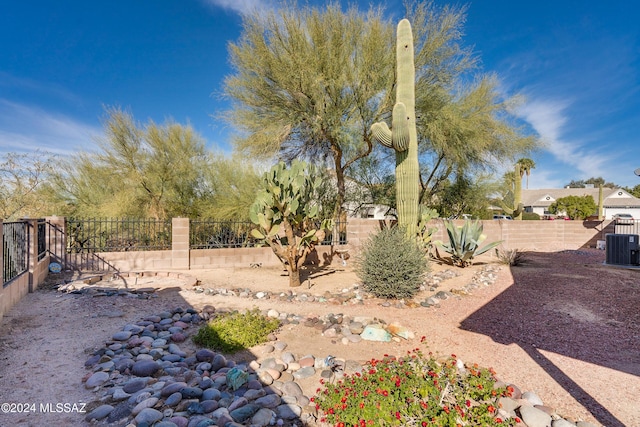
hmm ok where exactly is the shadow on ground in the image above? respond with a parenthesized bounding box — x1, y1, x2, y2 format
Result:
(459, 251, 640, 427)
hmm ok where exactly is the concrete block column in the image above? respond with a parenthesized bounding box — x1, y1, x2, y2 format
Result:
(172, 218, 190, 269)
(24, 219, 38, 292)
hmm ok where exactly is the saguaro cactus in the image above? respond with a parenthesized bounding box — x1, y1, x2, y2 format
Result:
(371, 19, 420, 238)
(501, 164, 524, 220)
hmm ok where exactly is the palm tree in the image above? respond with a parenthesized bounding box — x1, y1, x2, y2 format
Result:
(516, 158, 536, 189)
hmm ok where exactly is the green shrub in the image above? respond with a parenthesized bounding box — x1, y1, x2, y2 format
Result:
(193, 308, 280, 353)
(313, 345, 520, 426)
(355, 226, 429, 299)
(522, 212, 540, 220)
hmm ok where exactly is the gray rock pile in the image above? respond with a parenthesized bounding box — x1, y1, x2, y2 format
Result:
(191, 265, 503, 310)
(83, 303, 601, 427)
(83, 307, 322, 426)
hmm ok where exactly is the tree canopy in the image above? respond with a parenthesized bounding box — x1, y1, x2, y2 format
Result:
(565, 177, 617, 189)
(0, 151, 56, 220)
(549, 195, 597, 220)
(223, 1, 539, 219)
(48, 108, 261, 220)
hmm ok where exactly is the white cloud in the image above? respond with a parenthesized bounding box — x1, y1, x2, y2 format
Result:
(204, 0, 271, 16)
(0, 100, 102, 157)
(515, 99, 614, 180)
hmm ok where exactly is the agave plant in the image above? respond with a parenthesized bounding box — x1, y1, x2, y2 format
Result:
(435, 220, 502, 267)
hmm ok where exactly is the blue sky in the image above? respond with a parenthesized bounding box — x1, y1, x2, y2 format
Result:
(1, 0, 638, 189)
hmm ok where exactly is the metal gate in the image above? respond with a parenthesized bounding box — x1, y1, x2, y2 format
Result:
(45, 220, 118, 273)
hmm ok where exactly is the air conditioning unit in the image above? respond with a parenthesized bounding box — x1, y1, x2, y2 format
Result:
(605, 234, 640, 266)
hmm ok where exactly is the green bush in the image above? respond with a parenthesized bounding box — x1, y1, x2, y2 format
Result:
(522, 212, 540, 220)
(313, 345, 520, 426)
(355, 226, 429, 299)
(193, 308, 280, 353)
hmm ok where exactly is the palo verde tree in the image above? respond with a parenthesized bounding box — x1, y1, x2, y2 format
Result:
(50, 107, 211, 219)
(0, 151, 57, 220)
(224, 3, 394, 221)
(250, 160, 332, 288)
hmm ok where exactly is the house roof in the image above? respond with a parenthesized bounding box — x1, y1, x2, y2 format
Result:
(522, 188, 640, 208)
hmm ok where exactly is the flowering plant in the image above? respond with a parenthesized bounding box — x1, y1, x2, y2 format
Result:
(313, 343, 519, 426)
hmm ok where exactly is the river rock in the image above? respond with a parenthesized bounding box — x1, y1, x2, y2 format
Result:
(85, 371, 110, 388)
(519, 405, 552, 427)
(134, 407, 163, 424)
(131, 360, 160, 377)
(85, 404, 114, 421)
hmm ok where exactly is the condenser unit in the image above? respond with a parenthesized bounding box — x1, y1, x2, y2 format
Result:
(605, 234, 640, 266)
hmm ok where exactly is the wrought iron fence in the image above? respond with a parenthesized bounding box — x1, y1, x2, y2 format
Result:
(190, 220, 256, 249)
(66, 218, 172, 253)
(189, 219, 347, 249)
(37, 219, 47, 260)
(3, 221, 28, 285)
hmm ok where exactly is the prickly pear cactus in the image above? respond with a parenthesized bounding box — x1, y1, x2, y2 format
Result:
(249, 160, 332, 287)
(371, 19, 420, 238)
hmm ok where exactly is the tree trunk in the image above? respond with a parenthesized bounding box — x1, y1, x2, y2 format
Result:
(288, 265, 302, 287)
(332, 151, 346, 222)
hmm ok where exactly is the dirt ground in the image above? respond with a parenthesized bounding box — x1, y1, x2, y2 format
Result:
(0, 249, 638, 427)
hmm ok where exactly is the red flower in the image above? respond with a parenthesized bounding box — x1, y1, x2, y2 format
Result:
(465, 400, 471, 408)
(495, 418, 503, 423)
(395, 411, 401, 420)
(487, 405, 495, 413)
(382, 390, 389, 397)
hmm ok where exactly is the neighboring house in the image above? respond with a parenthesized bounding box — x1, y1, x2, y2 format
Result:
(522, 187, 640, 219)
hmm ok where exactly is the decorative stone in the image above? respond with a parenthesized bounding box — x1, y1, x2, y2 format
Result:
(161, 381, 188, 396)
(360, 324, 391, 342)
(519, 405, 552, 427)
(85, 371, 109, 388)
(165, 391, 183, 407)
(134, 407, 163, 424)
(112, 330, 132, 341)
(252, 407, 275, 426)
(254, 394, 281, 409)
(523, 391, 545, 406)
(85, 404, 114, 421)
(195, 349, 216, 362)
(132, 397, 159, 415)
(123, 378, 147, 394)
(132, 359, 159, 377)
(280, 381, 303, 399)
(230, 403, 260, 423)
(276, 403, 302, 419)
